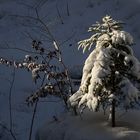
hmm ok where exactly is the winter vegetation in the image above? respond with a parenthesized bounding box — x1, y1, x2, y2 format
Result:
(69, 15, 140, 127)
(0, 0, 140, 140)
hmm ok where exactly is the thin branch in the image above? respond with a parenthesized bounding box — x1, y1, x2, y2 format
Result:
(0, 122, 10, 133)
(56, 1, 64, 24)
(29, 101, 38, 140)
(9, 68, 15, 130)
(9, 13, 54, 42)
(39, 99, 62, 103)
(9, 14, 39, 21)
(0, 42, 50, 55)
(0, 46, 41, 55)
(22, 31, 34, 40)
(35, 8, 40, 19)
(8, 68, 17, 140)
(34, 0, 48, 10)
(17, 2, 34, 9)
(59, 31, 76, 45)
(0, 122, 16, 140)
(0, 76, 11, 84)
(66, 0, 70, 16)
(33, 9, 73, 94)
(9, 8, 75, 116)
(28, 73, 46, 140)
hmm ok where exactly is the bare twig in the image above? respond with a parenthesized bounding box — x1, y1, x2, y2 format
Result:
(56, 2, 64, 24)
(59, 31, 76, 45)
(0, 42, 50, 55)
(0, 2, 79, 140)
(28, 74, 46, 140)
(0, 122, 16, 140)
(33, 9, 73, 94)
(66, 0, 70, 16)
(8, 68, 17, 140)
(17, 2, 34, 9)
(2, 9, 76, 140)
(39, 99, 62, 103)
(29, 101, 38, 140)
(0, 46, 43, 55)
(34, 0, 48, 10)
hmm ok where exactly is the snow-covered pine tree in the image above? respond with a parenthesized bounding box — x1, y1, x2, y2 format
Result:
(69, 15, 140, 127)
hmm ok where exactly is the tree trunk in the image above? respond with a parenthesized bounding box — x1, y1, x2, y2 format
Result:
(110, 68, 116, 127)
(109, 99, 116, 127)
(111, 99, 116, 127)
(73, 106, 78, 116)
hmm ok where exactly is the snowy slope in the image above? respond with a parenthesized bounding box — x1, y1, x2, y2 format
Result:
(0, 0, 140, 140)
(36, 110, 140, 140)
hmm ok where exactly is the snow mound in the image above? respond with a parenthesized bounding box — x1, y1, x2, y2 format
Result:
(36, 110, 140, 140)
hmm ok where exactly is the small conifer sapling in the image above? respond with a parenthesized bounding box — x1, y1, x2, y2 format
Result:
(69, 15, 140, 127)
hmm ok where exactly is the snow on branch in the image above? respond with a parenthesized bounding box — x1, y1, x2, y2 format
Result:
(78, 15, 133, 53)
(69, 15, 140, 113)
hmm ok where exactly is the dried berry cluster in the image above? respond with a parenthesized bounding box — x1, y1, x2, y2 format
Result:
(32, 40, 44, 54)
(0, 40, 71, 106)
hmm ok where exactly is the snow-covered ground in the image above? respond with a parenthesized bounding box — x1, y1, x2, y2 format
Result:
(36, 110, 140, 140)
(1, 0, 140, 140)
